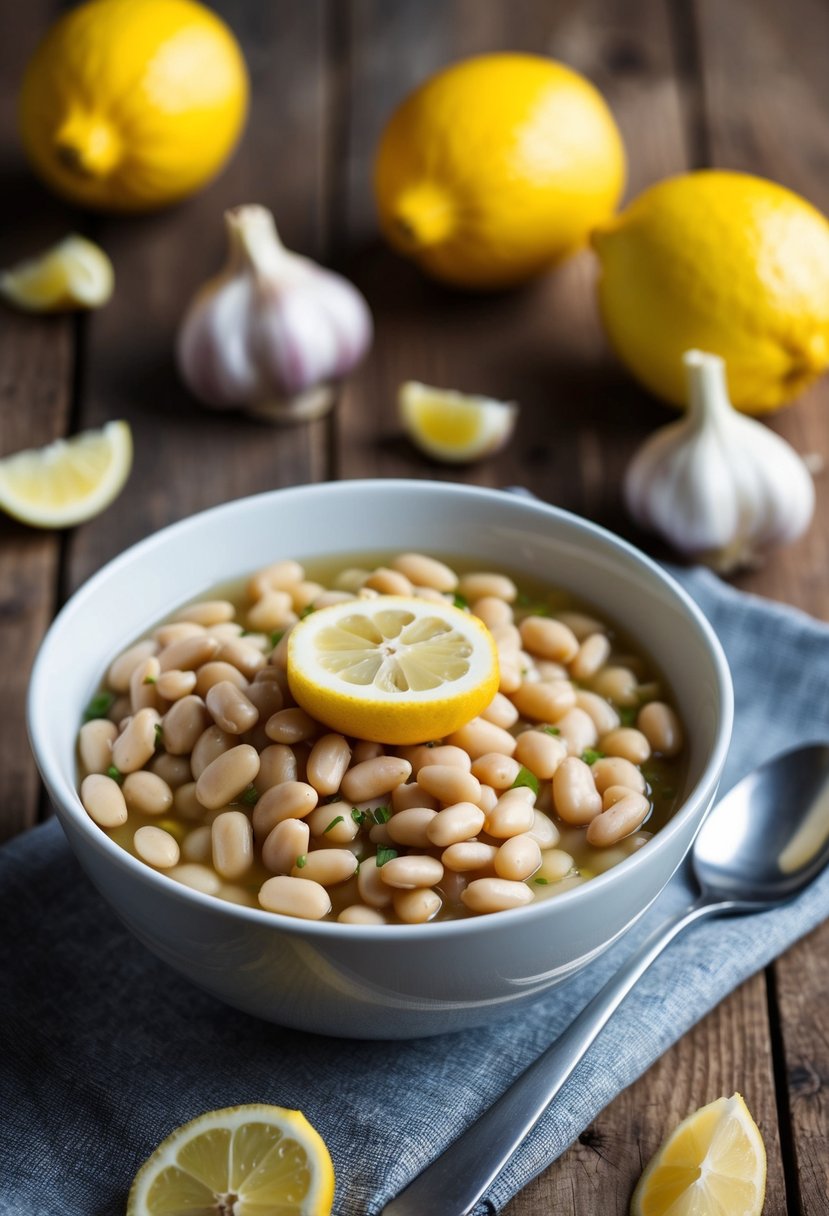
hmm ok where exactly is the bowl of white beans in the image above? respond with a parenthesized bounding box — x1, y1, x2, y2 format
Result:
(28, 480, 732, 1038)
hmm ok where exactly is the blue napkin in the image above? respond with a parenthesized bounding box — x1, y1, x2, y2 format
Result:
(2, 566, 828, 1216)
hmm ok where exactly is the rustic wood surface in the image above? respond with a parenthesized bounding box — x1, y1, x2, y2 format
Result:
(1, 1, 827, 1212)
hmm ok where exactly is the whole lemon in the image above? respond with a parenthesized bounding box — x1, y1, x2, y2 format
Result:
(19, 0, 248, 212)
(374, 53, 625, 290)
(592, 170, 829, 412)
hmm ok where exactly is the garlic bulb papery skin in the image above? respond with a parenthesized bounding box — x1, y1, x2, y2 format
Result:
(624, 350, 815, 573)
(176, 205, 373, 423)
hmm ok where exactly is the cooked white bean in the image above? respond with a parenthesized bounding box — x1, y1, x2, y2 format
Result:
(602, 783, 638, 811)
(406, 744, 471, 775)
(169, 863, 221, 894)
(590, 665, 639, 707)
(149, 752, 191, 789)
(195, 744, 260, 811)
(155, 669, 198, 701)
(80, 774, 128, 827)
(78, 718, 117, 774)
(306, 734, 352, 795)
(247, 590, 297, 633)
(293, 849, 357, 885)
(123, 771, 173, 816)
(462, 878, 533, 914)
(338, 905, 387, 925)
(195, 661, 249, 697)
(498, 661, 523, 695)
(253, 781, 318, 838)
(470, 753, 522, 790)
(216, 638, 266, 680)
(134, 825, 179, 869)
(306, 801, 360, 842)
(107, 639, 159, 693)
(491, 623, 522, 653)
(495, 834, 542, 881)
(591, 756, 646, 795)
(637, 701, 683, 757)
(181, 825, 213, 863)
(555, 707, 599, 757)
(386, 808, 438, 848)
(527, 810, 560, 850)
(457, 572, 517, 602)
(357, 856, 393, 908)
(174, 599, 235, 627)
(476, 784, 498, 815)
(552, 757, 602, 825)
(555, 611, 607, 640)
(471, 596, 514, 630)
(313, 590, 355, 608)
(441, 841, 498, 873)
(569, 632, 612, 680)
(257, 743, 297, 790)
(154, 621, 205, 647)
(351, 740, 385, 764)
(518, 616, 579, 663)
(111, 707, 160, 773)
(380, 855, 444, 890)
(480, 691, 520, 730)
(211, 810, 254, 879)
(574, 690, 621, 735)
(510, 678, 575, 723)
(536, 848, 576, 882)
(416, 765, 481, 806)
(340, 756, 412, 803)
(393, 888, 442, 924)
(261, 817, 310, 874)
(513, 730, 567, 780)
(600, 727, 651, 765)
(158, 634, 220, 673)
(586, 793, 650, 846)
(245, 676, 284, 722)
(173, 782, 202, 820)
(258, 875, 331, 920)
(206, 681, 259, 735)
(426, 802, 485, 847)
(391, 782, 439, 812)
(363, 567, 414, 596)
(446, 718, 517, 760)
(130, 657, 161, 713)
(162, 695, 211, 755)
(248, 559, 304, 599)
(485, 789, 536, 839)
(391, 553, 457, 592)
(190, 724, 236, 779)
(265, 708, 319, 744)
(291, 580, 325, 613)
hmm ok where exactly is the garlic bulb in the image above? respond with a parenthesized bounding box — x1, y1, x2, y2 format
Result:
(176, 205, 373, 423)
(624, 350, 815, 572)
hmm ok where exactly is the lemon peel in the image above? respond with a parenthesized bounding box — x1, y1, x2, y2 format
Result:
(0, 421, 132, 528)
(126, 1103, 335, 1216)
(287, 595, 499, 745)
(0, 235, 113, 312)
(631, 1093, 766, 1216)
(399, 381, 517, 464)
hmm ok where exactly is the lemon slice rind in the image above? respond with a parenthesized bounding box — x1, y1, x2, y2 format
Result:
(0, 420, 132, 528)
(287, 595, 499, 744)
(127, 1103, 335, 1216)
(0, 234, 114, 312)
(399, 380, 518, 464)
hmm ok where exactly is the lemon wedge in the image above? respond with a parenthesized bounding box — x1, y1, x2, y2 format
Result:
(287, 595, 499, 745)
(631, 1093, 766, 1216)
(0, 235, 114, 311)
(399, 381, 518, 463)
(127, 1104, 335, 1216)
(0, 420, 132, 528)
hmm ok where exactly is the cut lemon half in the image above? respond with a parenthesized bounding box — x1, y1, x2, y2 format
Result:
(0, 234, 114, 311)
(399, 380, 518, 463)
(0, 420, 132, 528)
(287, 595, 499, 744)
(631, 1093, 766, 1216)
(127, 1104, 335, 1216)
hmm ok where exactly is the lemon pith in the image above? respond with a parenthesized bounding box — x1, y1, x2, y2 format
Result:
(127, 1104, 335, 1216)
(592, 170, 829, 413)
(287, 596, 499, 744)
(631, 1093, 766, 1216)
(399, 381, 518, 463)
(19, 0, 249, 212)
(0, 235, 113, 312)
(374, 52, 625, 288)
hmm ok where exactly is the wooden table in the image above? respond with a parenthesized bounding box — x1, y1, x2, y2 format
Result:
(2, 1, 827, 1211)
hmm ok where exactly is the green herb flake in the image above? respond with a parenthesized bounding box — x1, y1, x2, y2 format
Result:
(295, 854, 308, 869)
(239, 785, 260, 806)
(618, 706, 637, 727)
(153, 723, 164, 746)
(372, 806, 391, 825)
(510, 766, 540, 797)
(142, 674, 158, 685)
(452, 593, 469, 611)
(543, 726, 560, 736)
(582, 748, 605, 766)
(269, 629, 285, 649)
(82, 691, 115, 723)
(351, 808, 367, 827)
(324, 815, 345, 833)
(106, 765, 123, 784)
(299, 605, 315, 619)
(376, 846, 398, 868)
(534, 877, 550, 885)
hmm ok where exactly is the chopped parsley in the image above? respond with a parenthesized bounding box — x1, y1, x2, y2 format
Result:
(82, 691, 115, 723)
(324, 815, 345, 833)
(299, 605, 315, 619)
(582, 748, 605, 766)
(153, 723, 164, 747)
(372, 806, 391, 824)
(239, 785, 260, 806)
(533, 877, 550, 885)
(351, 808, 367, 826)
(543, 726, 560, 736)
(295, 854, 307, 869)
(618, 706, 637, 727)
(142, 674, 157, 685)
(510, 766, 540, 797)
(106, 765, 123, 784)
(269, 629, 285, 649)
(452, 593, 469, 611)
(376, 846, 398, 868)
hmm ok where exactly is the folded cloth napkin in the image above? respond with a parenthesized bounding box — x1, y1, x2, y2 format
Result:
(3, 566, 829, 1216)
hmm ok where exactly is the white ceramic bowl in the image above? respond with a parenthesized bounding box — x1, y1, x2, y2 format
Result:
(28, 480, 732, 1038)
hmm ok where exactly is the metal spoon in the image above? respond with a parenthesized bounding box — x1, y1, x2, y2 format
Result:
(382, 742, 829, 1216)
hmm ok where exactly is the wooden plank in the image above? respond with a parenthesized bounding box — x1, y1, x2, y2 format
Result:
(503, 974, 786, 1214)
(693, 1, 829, 1209)
(0, 0, 75, 840)
(66, 0, 330, 593)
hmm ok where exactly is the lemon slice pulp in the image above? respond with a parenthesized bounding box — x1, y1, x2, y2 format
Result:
(631, 1093, 766, 1216)
(399, 380, 517, 463)
(0, 420, 132, 528)
(287, 595, 499, 744)
(0, 234, 114, 311)
(127, 1104, 335, 1216)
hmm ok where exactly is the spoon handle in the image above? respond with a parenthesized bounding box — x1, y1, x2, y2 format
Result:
(381, 894, 731, 1216)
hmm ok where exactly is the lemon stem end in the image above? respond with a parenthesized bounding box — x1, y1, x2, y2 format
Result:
(54, 112, 121, 179)
(391, 183, 454, 249)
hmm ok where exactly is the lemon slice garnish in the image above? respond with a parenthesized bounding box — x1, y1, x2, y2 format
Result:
(287, 595, 499, 744)
(399, 380, 517, 463)
(127, 1104, 335, 1216)
(0, 235, 114, 312)
(631, 1093, 766, 1216)
(0, 420, 132, 528)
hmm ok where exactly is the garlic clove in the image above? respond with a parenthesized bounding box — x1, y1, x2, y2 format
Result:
(176, 205, 373, 423)
(624, 350, 815, 572)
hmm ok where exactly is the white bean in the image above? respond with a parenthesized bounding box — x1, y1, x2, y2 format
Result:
(461, 878, 533, 914)
(134, 825, 180, 869)
(258, 875, 331, 920)
(80, 773, 128, 827)
(212, 810, 254, 879)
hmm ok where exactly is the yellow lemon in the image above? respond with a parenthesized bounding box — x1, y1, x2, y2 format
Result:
(593, 170, 829, 412)
(287, 596, 499, 745)
(19, 0, 248, 212)
(399, 380, 518, 463)
(374, 53, 625, 289)
(127, 1103, 335, 1216)
(0, 420, 132, 528)
(631, 1093, 766, 1216)
(0, 235, 113, 312)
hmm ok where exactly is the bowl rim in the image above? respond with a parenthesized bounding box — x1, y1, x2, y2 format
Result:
(28, 478, 734, 940)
